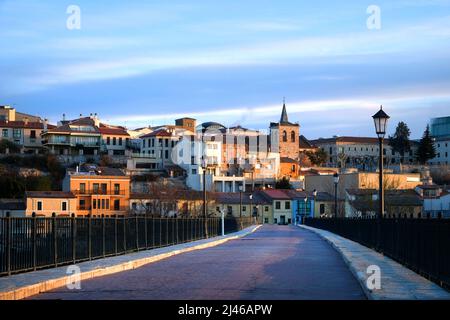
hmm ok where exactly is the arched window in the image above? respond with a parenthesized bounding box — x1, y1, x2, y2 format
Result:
(291, 131, 296, 142)
(282, 131, 287, 142)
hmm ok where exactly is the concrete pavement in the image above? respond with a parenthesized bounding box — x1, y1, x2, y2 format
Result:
(30, 225, 366, 300)
(300, 225, 450, 300)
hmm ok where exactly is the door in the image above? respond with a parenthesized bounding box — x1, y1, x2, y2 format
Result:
(280, 215, 286, 225)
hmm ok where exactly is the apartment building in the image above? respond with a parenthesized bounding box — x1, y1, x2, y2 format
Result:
(311, 136, 420, 170)
(304, 171, 422, 200)
(429, 116, 450, 166)
(0, 105, 54, 153)
(62, 164, 130, 216)
(25, 191, 77, 217)
(42, 114, 130, 157)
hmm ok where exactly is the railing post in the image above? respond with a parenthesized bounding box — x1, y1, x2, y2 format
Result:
(71, 213, 76, 265)
(221, 212, 225, 236)
(135, 215, 139, 250)
(6, 212, 11, 276)
(114, 214, 118, 255)
(166, 217, 169, 246)
(52, 212, 57, 267)
(32, 212, 37, 271)
(123, 216, 127, 252)
(88, 214, 92, 260)
(144, 214, 148, 249)
(102, 214, 106, 258)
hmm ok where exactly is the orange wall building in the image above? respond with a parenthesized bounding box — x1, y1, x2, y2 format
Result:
(62, 165, 130, 216)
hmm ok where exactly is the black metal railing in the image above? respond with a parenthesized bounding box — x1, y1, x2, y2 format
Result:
(0, 215, 254, 277)
(304, 217, 450, 290)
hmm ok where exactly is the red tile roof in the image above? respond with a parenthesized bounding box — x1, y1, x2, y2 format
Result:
(141, 129, 173, 138)
(0, 121, 55, 130)
(25, 191, 76, 199)
(261, 189, 292, 200)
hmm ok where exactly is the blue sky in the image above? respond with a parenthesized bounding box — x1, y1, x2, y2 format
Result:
(1, 0, 450, 139)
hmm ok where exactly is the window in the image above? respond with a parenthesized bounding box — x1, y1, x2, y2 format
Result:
(2, 129, 7, 138)
(61, 202, 67, 211)
(114, 184, 120, 195)
(275, 201, 281, 209)
(291, 165, 296, 172)
(114, 200, 120, 211)
(132, 203, 137, 210)
(243, 206, 247, 211)
(282, 131, 287, 142)
(106, 199, 109, 209)
(285, 201, 290, 210)
(320, 204, 325, 214)
(93, 199, 97, 209)
(165, 150, 169, 159)
(113, 137, 117, 145)
(93, 183, 99, 194)
(119, 137, 122, 146)
(30, 130, 36, 139)
(107, 137, 110, 145)
(165, 139, 169, 147)
(265, 206, 269, 212)
(13, 129, 21, 139)
(37, 201, 43, 211)
(101, 183, 107, 194)
(79, 199, 86, 210)
(80, 183, 86, 194)
(102, 199, 106, 209)
(264, 218, 269, 223)
(227, 206, 233, 215)
(291, 131, 296, 142)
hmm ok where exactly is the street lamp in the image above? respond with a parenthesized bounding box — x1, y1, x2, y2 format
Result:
(333, 173, 339, 218)
(249, 194, 253, 218)
(372, 106, 390, 219)
(238, 184, 243, 218)
(201, 157, 208, 219)
(312, 189, 318, 218)
(303, 197, 308, 224)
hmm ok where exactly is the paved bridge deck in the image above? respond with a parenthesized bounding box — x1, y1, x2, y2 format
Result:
(31, 225, 366, 300)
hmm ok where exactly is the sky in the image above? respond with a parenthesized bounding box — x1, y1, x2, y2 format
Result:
(1, 0, 450, 139)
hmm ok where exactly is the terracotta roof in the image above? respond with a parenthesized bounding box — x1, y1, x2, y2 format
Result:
(215, 192, 270, 205)
(311, 136, 380, 145)
(280, 157, 298, 164)
(141, 129, 173, 138)
(98, 124, 130, 136)
(299, 135, 316, 149)
(0, 121, 55, 130)
(25, 191, 76, 199)
(260, 189, 292, 200)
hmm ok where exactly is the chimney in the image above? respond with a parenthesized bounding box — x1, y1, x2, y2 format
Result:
(43, 119, 48, 131)
(24, 117, 29, 126)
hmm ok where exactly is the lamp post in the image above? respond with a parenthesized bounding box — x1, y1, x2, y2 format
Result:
(333, 173, 339, 218)
(249, 194, 253, 220)
(312, 189, 317, 218)
(372, 106, 390, 220)
(303, 197, 308, 224)
(239, 184, 243, 218)
(201, 157, 208, 219)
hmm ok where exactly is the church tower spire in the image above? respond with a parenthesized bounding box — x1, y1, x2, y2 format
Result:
(280, 98, 289, 123)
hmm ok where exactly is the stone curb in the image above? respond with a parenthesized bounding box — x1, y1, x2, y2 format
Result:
(298, 224, 450, 300)
(0, 225, 261, 300)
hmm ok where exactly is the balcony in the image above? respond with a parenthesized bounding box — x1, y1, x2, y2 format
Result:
(73, 189, 126, 196)
(77, 206, 129, 212)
